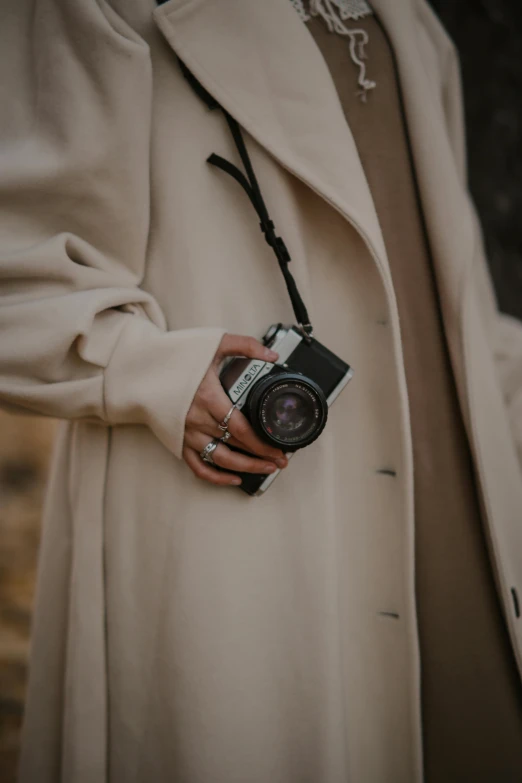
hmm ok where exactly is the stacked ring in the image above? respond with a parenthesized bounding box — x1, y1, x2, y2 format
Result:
(218, 405, 236, 433)
(200, 438, 220, 465)
(220, 430, 232, 444)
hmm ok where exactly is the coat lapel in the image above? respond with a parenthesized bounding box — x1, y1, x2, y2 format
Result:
(152, 0, 391, 282)
(153, 0, 475, 389)
(372, 0, 475, 391)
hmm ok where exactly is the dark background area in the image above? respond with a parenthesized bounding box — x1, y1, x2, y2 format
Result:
(430, 0, 522, 320)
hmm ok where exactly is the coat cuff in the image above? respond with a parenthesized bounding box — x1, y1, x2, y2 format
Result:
(103, 314, 226, 459)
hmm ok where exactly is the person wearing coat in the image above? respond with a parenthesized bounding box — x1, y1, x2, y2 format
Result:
(1, 0, 522, 780)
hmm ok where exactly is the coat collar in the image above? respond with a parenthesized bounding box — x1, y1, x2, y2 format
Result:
(375, 0, 475, 316)
(152, 0, 389, 278)
(374, 0, 476, 395)
(152, 0, 474, 349)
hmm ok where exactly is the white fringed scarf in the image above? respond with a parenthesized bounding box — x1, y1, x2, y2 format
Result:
(290, 0, 376, 101)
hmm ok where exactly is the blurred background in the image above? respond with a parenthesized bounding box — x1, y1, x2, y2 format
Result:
(0, 416, 55, 780)
(431, 0, 522, 321)
(1, 1, 521, 780)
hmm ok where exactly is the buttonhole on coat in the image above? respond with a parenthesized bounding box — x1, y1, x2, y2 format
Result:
(377, 611, 400, 619)
(376, 468, 397, 477)
(376, 318, 388, 326)
(511, 588, 521, 619)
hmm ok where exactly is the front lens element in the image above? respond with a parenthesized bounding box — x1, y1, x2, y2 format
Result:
(260, 380, 326, 446)
(272, 391, 312, 433)
(247, 371, 329, 450)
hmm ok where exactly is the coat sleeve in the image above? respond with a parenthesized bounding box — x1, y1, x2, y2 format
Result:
(0, 0, 226, 460)
(417, 0, 522, 468)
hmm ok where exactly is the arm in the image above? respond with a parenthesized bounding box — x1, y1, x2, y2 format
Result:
(0, 0, 226, 460)
(0, 0, 287, 485)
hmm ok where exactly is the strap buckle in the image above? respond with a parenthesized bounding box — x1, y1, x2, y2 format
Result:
(297, 322, 314, 342)
(260, 220, 291, 264)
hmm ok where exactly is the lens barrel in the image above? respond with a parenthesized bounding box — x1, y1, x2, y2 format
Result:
(247, 370, 328, 450)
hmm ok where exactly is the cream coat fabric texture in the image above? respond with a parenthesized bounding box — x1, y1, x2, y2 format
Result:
(0, 1, 521, 782)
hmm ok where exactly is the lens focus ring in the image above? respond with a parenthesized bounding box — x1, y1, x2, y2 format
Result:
(247, 371, 328, 450)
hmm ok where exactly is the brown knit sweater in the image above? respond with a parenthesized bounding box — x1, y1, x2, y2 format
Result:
(305, 12, 522, 782)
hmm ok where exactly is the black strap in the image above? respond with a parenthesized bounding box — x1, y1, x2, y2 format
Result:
(176, 59, 313, 333)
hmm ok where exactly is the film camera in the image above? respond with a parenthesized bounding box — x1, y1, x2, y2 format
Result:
(220, 323, 353, 495)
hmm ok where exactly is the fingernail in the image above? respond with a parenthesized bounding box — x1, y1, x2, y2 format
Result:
(231, 477, 242, 485)
(275, 458, 287, 469)
(264, 349, 279, 361)
(263, 464, 277, 473)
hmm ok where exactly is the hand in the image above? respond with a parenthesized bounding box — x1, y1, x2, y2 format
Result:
(183, 333, 289, 487)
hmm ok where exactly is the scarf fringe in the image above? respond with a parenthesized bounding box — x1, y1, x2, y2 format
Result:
(307, 0, 376, 101)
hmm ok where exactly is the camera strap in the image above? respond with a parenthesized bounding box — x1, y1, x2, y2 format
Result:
(176, 58, 313, 336)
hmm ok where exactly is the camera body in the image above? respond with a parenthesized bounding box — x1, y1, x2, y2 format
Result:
(220, 324, 353, 495)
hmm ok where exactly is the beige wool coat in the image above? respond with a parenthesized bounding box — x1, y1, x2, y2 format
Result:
(2, 0, 522, 781)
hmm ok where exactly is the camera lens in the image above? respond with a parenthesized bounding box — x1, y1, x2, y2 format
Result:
(248, 372, 328, 450)
(266, 386, 315, 436)
(273, 391, 307, 431)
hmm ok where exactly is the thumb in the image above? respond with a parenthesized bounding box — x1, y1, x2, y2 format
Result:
(216, 333, 279, 363)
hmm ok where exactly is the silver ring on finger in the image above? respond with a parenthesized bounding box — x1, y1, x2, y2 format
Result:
(200, 437, 220, 465)
(220, 429, 232, 444)
(218, 404, 236, 433)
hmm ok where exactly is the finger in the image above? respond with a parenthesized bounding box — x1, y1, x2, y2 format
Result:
(186, 409, 226, 439)
(215, 333, 279, 363)
(193, 366, 289, 466)
(190, 428, 279, 459)
(215, 444, 280, 475)
(187, 432, 280, 475)
(186, 393, 243, 443)
(226, 408, 289, 467)
(186, 405, 287, 466)
(185, 418, 272, 456)
(184, 447, 242, 487)
(213, 434, 255, 452)
(219, 405, 288, 466)
(202, 380, 286, 461)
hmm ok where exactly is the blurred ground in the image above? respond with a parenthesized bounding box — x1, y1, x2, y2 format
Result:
(0, 414, 55, 781)
(1, 2, 521, 781)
